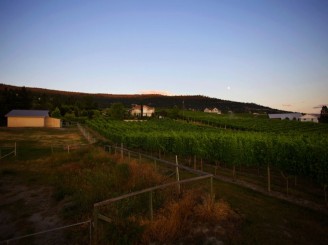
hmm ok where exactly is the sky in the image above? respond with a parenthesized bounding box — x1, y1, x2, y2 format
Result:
(0, 0, 327, 113)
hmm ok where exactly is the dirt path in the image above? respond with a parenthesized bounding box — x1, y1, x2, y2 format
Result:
(0, 176, 67, 244)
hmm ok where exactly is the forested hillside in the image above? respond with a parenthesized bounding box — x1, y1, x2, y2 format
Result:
(0, 83, 284, 125)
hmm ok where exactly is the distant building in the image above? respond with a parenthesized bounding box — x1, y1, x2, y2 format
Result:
(298, 114, 319, 123)
(130, 105, 155, 117)
(268, 113, 302, 120)
(5, 110, 61, 128)
(204, 107, 221, 114)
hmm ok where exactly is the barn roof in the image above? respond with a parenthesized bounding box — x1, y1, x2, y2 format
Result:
(5, 110, 49, 117)
(268, 113, 302, 119)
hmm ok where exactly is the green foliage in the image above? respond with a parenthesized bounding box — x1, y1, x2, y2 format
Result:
(319, 106, 328, 123)
(51, 107, 61, 118)
(87, 117, 328, 184)
(182, 110, 328, 134)
(109, 103, 125, 120)
(168, 106, 180, 119)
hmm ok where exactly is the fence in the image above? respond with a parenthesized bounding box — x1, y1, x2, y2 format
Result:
(0, 142, 16, 161)
(104, 144, 209, 177)
(0, 220, 91, 245)
(78, 124, 96, 144)
(93, 144, 214, 243)
(93, 174, 213, 244)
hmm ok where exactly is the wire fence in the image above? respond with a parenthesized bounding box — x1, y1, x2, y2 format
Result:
(93, 175, 213, 244)
(0, 220, 91, 245)
(94, 144, 214, 243)
(0, 143, 16, 161)
(77, 123, 96, 144)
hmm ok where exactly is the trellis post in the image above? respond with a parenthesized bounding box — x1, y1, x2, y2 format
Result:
(176, 155, 181, 194)
(120, 143, 123, 159)
(93, 207, 98, 244)
(149, 191, 153, 221)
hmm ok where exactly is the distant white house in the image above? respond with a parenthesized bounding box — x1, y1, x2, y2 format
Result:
(298, 114, 319, 123)
(130, 105, 155, 117)
(268, 113, 302, 120)
(204, 107, 221, 114)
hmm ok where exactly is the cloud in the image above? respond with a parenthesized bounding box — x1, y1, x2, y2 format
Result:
(139, 90, 173, 96)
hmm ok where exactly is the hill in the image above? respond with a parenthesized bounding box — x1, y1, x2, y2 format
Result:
(0, 83, 285, 123)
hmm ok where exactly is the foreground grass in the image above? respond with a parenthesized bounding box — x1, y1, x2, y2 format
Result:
(215, 180, 328, 245)
(1, 127, 327, 244)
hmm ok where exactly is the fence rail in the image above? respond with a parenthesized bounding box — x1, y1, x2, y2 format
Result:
(0, 142, 16, 160)
(93, 174, 213, 243)
(104, 144, 209, 176)
(78, 124, 96, 144)
(0, 220, 91, 245)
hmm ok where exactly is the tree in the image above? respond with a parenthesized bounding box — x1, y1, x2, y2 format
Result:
(168, 106, 180, 119)
(320, 106, 328, 123)
(109, 103, 125, 120)
(51, 107, 61, 118)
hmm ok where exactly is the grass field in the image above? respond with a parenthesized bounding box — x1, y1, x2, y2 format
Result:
(0, 127, 327, 244)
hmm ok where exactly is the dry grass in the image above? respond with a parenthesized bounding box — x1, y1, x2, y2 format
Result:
(140, 189, 242, 244)
(0, 127, 86, 147)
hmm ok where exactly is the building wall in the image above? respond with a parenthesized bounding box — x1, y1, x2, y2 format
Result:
(131, 108, 154, 117)
(45, 117, 61, 128)
(7, 117, 45, 127)
(299, 117, 319, 123)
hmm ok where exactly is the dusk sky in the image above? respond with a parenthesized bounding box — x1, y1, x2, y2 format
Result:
(0, 0, 327, 113)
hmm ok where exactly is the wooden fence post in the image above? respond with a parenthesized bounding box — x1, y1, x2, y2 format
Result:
(121, 143, 123, 159)
(149, 191, 153, 221)
(14, 142, 17, 157)
(176, 155, 181, 194)
(267, 165, 271, 192)
(93, 207, 98, 244)
(154, 159, 157, 171)
(210, 176, 213, 198)
(89, 220, 92, 245)
(128, 151, 131, 162)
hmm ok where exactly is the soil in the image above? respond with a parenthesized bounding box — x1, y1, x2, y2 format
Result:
(0, 176, 67, 244)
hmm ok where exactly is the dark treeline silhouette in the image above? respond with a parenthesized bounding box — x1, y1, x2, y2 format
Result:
(0, 83, 284, 125)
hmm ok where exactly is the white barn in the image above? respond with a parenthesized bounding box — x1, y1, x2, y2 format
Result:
(298, 114, 319, 123)
(268, 113, 302, 120)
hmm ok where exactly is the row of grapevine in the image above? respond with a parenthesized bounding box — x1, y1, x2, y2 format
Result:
(181, 111, 328, 135)
(87, 118, 328, 184)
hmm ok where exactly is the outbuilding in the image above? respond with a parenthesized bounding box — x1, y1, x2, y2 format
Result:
(298, 114, 319, 123)
(268, 113, 302, 120)
(5, 110, 61, 128)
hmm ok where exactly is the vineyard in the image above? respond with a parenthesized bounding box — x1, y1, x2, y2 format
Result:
(181, 110, 328, 134)
(87, 116, 328, 186)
